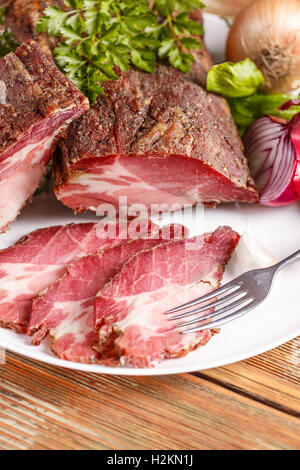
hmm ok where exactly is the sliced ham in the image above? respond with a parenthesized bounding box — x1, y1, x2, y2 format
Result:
(95, 226, 240, 368)
(28, 229, 184, 362)
(0, 219, 163, 333)
(0, 40, 89, 232)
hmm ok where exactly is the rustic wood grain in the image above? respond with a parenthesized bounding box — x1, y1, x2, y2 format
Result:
(0, 340, 299, 450)
(199, 337, 300, 416)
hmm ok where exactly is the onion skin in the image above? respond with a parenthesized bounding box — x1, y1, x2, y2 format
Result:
(281, 100, 300, 198)
(294, 162, 300, 199)
(202, 0, 251, 17)
(289, 113, 300, 198)
(264, 167, 299, 207)
(226, 0, 300, 94)
(295, 167, 300, 198)
(244, 112, 300, 207)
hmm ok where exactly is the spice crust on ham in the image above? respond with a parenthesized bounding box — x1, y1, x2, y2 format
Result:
(0, 0, 66, 56)
(54, 64, 258, 213)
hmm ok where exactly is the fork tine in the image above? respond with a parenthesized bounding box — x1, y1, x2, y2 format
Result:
(178, 295, 253, 329)
(166, 280, 242, 314)
(180, 297, 255, 333)
(170, 288, 247, 320)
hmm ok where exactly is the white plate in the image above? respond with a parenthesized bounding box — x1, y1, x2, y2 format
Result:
(0, 14, 299, 375)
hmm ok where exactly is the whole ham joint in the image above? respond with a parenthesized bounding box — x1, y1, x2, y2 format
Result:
(28, 226, 185, 363)
(95, 226, 240, 368)
(54, 67, 258, 215)
(0, 219, 170, 333)
(0, 40, 89, 233)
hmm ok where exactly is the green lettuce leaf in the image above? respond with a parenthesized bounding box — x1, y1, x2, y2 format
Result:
(228, 92, 300, 136)
(207, 58, 264, 98)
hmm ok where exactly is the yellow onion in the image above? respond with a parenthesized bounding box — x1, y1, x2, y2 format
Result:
(203, 0, 251, 17)
(226, 0, 300, 94)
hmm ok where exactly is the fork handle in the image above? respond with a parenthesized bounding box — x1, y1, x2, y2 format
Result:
(273, 249, 300, 273)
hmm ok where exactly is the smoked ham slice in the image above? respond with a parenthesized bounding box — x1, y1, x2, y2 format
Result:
(95, 226, 239, 368)
(0, 40, 89, 232)
(0, 220, 161, 333)
(28, 228, 185, 362)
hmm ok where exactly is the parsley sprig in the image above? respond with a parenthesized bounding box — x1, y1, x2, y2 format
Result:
(153, 1, 205, 73)
(0, 7, 17, 58)
(36, 0, 205, 103)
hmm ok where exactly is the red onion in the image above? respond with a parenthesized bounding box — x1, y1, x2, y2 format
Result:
(243, 100, 300, 206)
(286, 102, 300, 199)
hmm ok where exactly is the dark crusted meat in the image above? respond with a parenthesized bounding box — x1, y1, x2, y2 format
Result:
(0, 0, 66, 55)
(0, 40, 89, 232)
(54, 63, 258, 213)
(1, 5, 258, 212)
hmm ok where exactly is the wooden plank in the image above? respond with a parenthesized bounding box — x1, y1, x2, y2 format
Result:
(0, 351, 299, 450)
(200, 337, 300, 415)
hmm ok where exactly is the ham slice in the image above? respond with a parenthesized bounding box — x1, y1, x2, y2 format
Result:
(95, 226, 240, 368)
(0, 40, 89, 232)
(28, 229, 185, 362)
(0, 220, 161, 333)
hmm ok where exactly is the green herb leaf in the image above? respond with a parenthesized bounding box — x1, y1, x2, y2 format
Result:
(36, 6, 68, 35)
(174, 0, 205, 12)
(158, 38, 174, 58)
(168, 47, 194, 73)
(106, 44, 131, 71)
(54, 45, 83, 67)
(180, 36, 202, 50)
(36, 0, 206, 104)
(207, 59, 265, 98)
(123, 15, 156, 32)
(95, 62, 118, 80)
(84, 9, 106, 35)
(131, 34, 159, 50)
(173, 11, 203, 34)
(0, 6, 5, 26)
(131, 49, 156, 73)
(60, 25, 83, 44)
(154, 0, 175, 17)
(65, 0, 85, 8)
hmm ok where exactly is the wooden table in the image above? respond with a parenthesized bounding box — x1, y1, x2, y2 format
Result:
(0, 337, 299, 450)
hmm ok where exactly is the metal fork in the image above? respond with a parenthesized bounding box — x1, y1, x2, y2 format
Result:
(166, 249, 300, 334)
